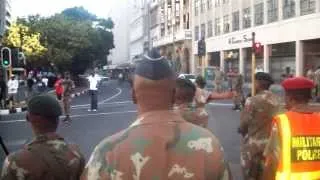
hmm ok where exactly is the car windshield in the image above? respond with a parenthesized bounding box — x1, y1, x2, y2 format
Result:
(185, 75, 195, 79)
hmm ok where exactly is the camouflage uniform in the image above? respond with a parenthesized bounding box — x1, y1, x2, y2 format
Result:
(239, 90, 281, 180)
(81, 111, 231, 180)
(215, 70, 224, 93)
(194, 88, 210, 124)
(62, 79, 75, 116)
(233, 74, 244, 109)
(1, 133, 85, 180)
(174, 103, 208, 128)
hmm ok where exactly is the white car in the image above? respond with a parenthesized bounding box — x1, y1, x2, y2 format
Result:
(178, 74, 196, 83)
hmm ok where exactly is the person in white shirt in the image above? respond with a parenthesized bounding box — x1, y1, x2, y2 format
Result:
(87, 72, 101, 111)
(41, 76, 49, 87)
(7, 75, 19, 109)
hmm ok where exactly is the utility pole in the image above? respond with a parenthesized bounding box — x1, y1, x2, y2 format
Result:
(251, 32, 256, 96)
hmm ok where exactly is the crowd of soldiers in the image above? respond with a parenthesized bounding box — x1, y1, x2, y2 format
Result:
(1, 48, 320, 180)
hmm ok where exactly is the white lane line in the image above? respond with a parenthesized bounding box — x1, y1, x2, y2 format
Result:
(72, 101, 133, 110)
(0, 110, 137, 124)
(71, 88, 122, 108)
(70, 110, 137, 118)
(98, 88, 122, 104)
(208, 102, 233, 106)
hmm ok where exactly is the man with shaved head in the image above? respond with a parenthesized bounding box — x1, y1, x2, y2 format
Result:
(81, 48, 232, 180)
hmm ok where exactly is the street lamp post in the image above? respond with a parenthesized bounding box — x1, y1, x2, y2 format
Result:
(251, 32, 256, 96)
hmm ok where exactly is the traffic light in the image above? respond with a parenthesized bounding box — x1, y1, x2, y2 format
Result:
(253, 42, 262, 55)
(198, 39, 206, 56)
(1, 47, 12, 68)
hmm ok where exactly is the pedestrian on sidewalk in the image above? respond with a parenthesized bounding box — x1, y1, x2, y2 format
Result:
(87, 72, 101, 112)
(1, 95, 85, 180)
(7, 75, 19, 109)
(62, 72, 75, 122)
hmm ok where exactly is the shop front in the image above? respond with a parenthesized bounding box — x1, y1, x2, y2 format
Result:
(269, 42, 296, 83)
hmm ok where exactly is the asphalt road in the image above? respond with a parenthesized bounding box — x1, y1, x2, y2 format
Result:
(0, 80, 242, 179)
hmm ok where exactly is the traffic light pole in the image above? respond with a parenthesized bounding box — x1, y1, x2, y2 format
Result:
(251, 32, 256, 96)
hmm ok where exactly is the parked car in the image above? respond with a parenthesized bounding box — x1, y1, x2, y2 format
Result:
(178, 74, 196, 83)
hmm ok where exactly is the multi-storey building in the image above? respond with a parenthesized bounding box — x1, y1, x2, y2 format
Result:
(129, 0, 150, 62)
(153, 0, 192, 73)
(0, 0, 12, 38)
(192, 0, 320, 82)
(108, 1, 130, 65)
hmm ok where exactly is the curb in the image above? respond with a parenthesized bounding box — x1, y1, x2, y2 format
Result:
(0, 89, 89, 115)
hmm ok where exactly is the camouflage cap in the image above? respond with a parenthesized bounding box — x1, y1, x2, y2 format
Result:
(28, 95, 62, 118)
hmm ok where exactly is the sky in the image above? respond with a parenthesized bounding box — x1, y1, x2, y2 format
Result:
(11, 0, 122, 19)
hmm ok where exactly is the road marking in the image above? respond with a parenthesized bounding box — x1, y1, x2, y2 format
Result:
(71, 101, 133, 110)
(70, 110, 137, 118)
(71, 88, 122, 108)
(0, 110, 137, 124)
(208, 102, 233, 106)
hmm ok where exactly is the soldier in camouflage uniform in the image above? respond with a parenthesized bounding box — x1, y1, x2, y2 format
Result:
(62, 72, 75, 122)
(239, 72, 281, 180)
(81, 49, 232, 180)
(174, 78, 208, 128)
(214, 68, 225, 93)
(232, 73, 244, 111)
(1, 95, 85, 180)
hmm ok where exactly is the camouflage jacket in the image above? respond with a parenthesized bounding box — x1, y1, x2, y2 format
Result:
(194, 88, 211, 108)
(1, 133, 85, 180)
(174, 103, 209, 128)
(81, 110, 231, 180)
(62, 79, 75, 97)
(240, 90, 281, 150)
(233, 75, 243, 91)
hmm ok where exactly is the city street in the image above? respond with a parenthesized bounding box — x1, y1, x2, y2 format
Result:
(0, 80, 242, 179)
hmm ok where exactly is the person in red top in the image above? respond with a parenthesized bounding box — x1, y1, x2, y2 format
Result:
(54, 74, 63, 100)
(263, 77, 320, 180)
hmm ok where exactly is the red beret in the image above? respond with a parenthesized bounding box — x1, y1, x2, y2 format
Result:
(281, 77, 315, 90)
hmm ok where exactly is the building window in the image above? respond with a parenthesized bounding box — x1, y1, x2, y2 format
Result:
(200, 0, 205, 13)
(254, 3, 264, 26)
(283, 0, 295, 19)
(195, 0, 199, 16)
(215, 0, 220, 7)
(300, 0, 315, 15)
(201, 23, 206, 38)
(207, 20, 213, 37)
(223, 15, 230, 33)
(215, 18, 221, 35)
(232, 11, 239, 31)
(267, 0, 278, 23)
(207, 0, 212, 10)
(243, 7, 251, 29)
(195, 26, 199, 41)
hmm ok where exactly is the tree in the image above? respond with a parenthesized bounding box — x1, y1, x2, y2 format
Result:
(3, 23, 47, 58)
(16, 7, 115, 74)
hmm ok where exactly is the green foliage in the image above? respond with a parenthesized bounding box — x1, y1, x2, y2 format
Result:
(16, 6, 115, 74)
